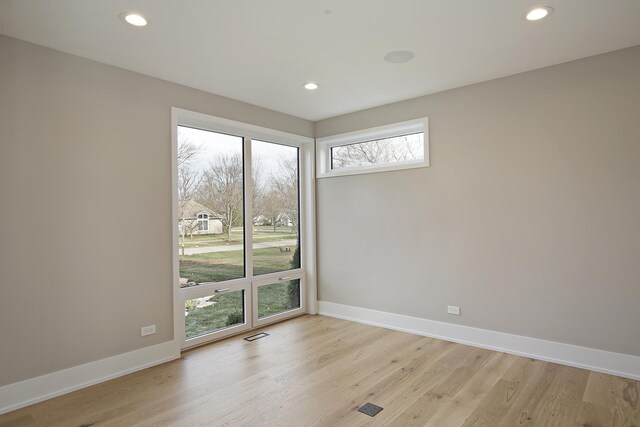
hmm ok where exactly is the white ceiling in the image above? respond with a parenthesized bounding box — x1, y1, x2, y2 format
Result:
(1, 0, 639, 121)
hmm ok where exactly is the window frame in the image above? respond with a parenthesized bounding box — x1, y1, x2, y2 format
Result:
(316, 117, 429, 178)
(197, 213, 209, 232)
(171, 107, 317, 350)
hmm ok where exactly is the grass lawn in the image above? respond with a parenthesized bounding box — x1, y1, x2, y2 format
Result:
(179, 247, 296, 284)
(184, 279, 299, 339)
(180, 227, 297, 248)
(257, 281, 299, 318)
(185, 291, 244, 338)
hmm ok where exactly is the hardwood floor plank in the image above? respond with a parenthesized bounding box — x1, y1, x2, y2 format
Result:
(499, 363, 590, 426)
(424, 352, 518, 426)
(377, 348, 505, 427)
(614, 377, 640, 426)
(577, 401, 615, 427)
(0, 413, 36, 427)
(376, 346, 491, 426)
(460, 357, 547, 426)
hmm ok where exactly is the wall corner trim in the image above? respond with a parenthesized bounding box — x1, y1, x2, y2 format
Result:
(318, 301, 640, 381)
(0, 340, 180, 415)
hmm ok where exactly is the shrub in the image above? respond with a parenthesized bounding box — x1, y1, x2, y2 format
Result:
(226, 311, 243, 326)
(290, 241, 300, 269)
(286, 281, 299, 310)
(185, 299, 197, 312)
(286, 241, 301, 309)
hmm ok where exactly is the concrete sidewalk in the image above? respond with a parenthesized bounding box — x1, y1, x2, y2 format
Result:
(180, 239, 297, 255)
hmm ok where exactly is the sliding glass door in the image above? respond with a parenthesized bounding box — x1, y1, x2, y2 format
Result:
(174, 112, 310, 349)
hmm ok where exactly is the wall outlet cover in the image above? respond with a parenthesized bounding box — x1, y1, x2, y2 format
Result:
(447, 306, 461, 315)
(141, 325, 156, 336)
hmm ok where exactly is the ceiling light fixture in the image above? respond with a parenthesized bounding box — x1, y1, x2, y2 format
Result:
(121, 12, 148, 27)
(303, 82, 319, 90)
(384, 50, 415, 64)
(525, 6, 553, 21)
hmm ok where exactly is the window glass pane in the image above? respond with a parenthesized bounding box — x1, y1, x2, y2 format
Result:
(177, 126, 245, 287)
(251, 140, 300, 276)
(257, 280, 300, 319)
(184, 291, 245, 339)
(331, 132, 424, 170)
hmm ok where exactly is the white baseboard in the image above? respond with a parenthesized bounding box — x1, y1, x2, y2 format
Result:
(318, 301, 640, 381)
(0, 340, 180, 415)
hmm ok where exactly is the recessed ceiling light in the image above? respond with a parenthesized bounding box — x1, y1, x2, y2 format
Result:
(526, 6, 553, 21)
(121, 12, 148, 27)
(384, 50, 415, 64)
(303, 82, 319, 90)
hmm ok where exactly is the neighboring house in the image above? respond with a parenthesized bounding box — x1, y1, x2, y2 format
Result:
(178, 200, 223, 235)
(254, 213, 294, 227)
(276, 213, 294, 227)
(254, 215, 271, 226)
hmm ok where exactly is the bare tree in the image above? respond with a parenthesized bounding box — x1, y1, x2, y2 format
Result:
(270, 157, 299, 231)
(251, 155, 266, 225)
(258, 189, 284, 232)
(198, 153, 244, 242)
(179, 216, 200, 242)
(271, 156, 301, 271)
(331, 134, 423, 169)
(177, 140, 201, 167)
(177, 140, 203, 255)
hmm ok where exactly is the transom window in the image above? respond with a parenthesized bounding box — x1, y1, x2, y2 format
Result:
(331, 133, 424, 170)
(316, 117, 429, 178)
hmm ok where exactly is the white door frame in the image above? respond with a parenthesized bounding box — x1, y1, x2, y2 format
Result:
(171, 107, 317, 350)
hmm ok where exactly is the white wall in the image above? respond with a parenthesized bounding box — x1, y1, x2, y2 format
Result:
(315, 45, 640, 357)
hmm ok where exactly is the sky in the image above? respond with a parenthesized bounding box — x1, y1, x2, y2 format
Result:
(177, 125, 297, 180)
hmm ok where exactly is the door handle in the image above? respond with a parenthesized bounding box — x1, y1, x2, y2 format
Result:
(214, 288, 231, 293)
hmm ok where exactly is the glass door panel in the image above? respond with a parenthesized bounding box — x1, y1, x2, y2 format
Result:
(257, 279, 301, 319)
(252, 275, 304, 327)
(181, 281, 252, 348)
(251, 140, 300, 276)
(177, 126, 245, 287)
(185, 289, 246, 339)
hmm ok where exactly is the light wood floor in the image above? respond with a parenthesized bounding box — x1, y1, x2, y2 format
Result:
(1, 315, 638, 426)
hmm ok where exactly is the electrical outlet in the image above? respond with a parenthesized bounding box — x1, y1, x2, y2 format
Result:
(141, 325, 156, 336)
(447, 306, 461, 315)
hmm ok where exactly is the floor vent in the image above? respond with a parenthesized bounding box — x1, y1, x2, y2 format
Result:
(357, 402, 383, 417)
(244, 332, 269, 342)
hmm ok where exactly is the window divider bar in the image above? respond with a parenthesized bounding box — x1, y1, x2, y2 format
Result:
(243, 136, 254, 281)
